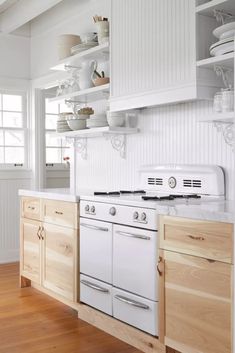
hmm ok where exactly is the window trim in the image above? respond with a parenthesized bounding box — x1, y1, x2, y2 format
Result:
(0, 90, 28, 169)
(44, 96, 70, 166)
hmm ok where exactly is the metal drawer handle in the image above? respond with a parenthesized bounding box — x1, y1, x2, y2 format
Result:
(114, 295, 149, 310)
(116, 231, 150, 240)
(188, 235, 205, 241)
(28, 206, 35, 210)
(81, 279, 109, 293)
(80, 223, 109, 232)
(37, 226, 41, 240)
(55, 211, 63, 215)
(41, 226, 45, 240)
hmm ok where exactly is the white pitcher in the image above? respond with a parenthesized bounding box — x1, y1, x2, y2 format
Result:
(79, 60, 97, 90)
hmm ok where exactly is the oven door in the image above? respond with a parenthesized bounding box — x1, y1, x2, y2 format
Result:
(113, 224, 158, 300)
(80, 219, 113, 284)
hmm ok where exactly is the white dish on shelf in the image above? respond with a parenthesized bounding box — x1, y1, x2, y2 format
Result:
(87, 122, 108, 128)
(213, 21, 235, 40)
(67, 118, 87, 130)
(210, 37, 234, 56)
(71, 42, 98, 55)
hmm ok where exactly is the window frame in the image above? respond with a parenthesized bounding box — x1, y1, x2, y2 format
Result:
(44, 97, 70, 168)
(0, 90, 28, 169)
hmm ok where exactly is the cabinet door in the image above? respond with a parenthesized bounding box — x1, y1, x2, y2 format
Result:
(42, 223, 77, 301)
(110, 0, 196, 111)
(161, 250, 232, 353)
(20, 219, 41, 284)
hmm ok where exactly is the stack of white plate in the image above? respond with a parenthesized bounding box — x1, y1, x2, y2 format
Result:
(71, 42, 98, 55)
(56, 113, 72, 133)
(210, 21, 235, 57)
(86, 114, 108, 128)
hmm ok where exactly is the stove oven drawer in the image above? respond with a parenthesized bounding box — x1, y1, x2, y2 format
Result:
(80, 275, 112, 315)
(159, 216, 233, 263)
(80, 219, 112, 283)
(113, 225, 158, 300)
(113, 288, 158, 336)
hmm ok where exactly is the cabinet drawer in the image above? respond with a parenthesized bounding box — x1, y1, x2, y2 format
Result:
(42, 199, 78, 228)
(21, 197, 41, 221)
(80, 275, 112, 315)
(159, 216, 233, 263)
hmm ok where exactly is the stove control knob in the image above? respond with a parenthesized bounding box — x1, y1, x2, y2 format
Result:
(90, 206, 95, 213)
(109, 207, 116, 216)
(141, 212, 147, 221)
(85, 205, 89, 212)
(133, 211, 139, 220)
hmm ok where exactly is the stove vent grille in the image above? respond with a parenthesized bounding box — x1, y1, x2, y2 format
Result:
(183, 179, 202, 188)
(148, 177, 163, 186)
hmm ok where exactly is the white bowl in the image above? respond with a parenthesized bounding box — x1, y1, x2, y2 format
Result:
(213, 22, 235, 40)
(57, 34, 81, 59)
(80, 32, 98, 43)
(107, 112, 125, 127)
(67, 119, 86, 130)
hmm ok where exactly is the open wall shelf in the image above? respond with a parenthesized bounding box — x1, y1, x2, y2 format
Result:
(197, 52, 234, 69)
(48, 84, 110, 103)
(196, 0, 235, 16)
(51, 43, 109, 71)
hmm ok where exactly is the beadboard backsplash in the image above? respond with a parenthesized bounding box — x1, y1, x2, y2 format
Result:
(75, 101, 234, 200)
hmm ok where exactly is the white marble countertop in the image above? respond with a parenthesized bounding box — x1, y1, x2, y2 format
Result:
(157, 200, 235, 224)
(19, 188, 235, 223)
(18, 188, 80, 202)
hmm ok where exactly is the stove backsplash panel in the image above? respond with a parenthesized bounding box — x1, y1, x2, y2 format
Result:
(75, 101, 234, 200)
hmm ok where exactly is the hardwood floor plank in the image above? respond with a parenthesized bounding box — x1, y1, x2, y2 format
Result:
(0, 263, 141, 353)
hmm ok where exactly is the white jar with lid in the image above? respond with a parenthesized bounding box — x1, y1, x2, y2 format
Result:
(221, 88, 234, 112)
(213, 91, 222, 113)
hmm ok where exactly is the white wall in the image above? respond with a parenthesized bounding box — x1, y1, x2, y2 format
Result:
(0, 33, 30, 79)
(0, 171, 31, 263)
(30, 0, 110, 78)
(75, 100, 234, 200)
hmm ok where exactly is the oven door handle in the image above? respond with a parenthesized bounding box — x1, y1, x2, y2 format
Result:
(80, 223, 109, 232)
(114, 294, 149, 310)
(116, 230, 151, 240)
(81, 280, 109, 293)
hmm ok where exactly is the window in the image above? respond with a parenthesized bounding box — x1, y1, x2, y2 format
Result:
(45, 98, 70, 165)
(0, 92, 27, 167)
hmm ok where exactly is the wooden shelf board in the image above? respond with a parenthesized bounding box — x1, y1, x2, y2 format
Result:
(200, 111, 234, 123)
(51, 43, 109, 71)
(48, 84, 110, 103)
(56, 126, 139, 138)
(197, 52, 234, 69)
(196, 0, 235, 16)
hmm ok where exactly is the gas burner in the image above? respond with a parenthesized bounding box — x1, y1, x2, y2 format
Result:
(142, 194, 201, 201)
(94, 191, 120, 196)
(120, 190, 146, 195)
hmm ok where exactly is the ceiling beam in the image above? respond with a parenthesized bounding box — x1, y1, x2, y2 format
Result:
(0, 0, 64, 33)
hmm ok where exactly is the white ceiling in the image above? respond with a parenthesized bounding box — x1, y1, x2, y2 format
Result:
(0, 0, 65, 33)
(0, 0, 19, 14)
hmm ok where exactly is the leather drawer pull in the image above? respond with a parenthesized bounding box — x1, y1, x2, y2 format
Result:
(188, 235, 205, 241)
(55, 211, 63, 215)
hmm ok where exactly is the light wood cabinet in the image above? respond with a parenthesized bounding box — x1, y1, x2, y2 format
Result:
(20, 218, 41, 284)
(20, 197, 79, 304)
(110, 0, 219, 111)
(42, 223, 78, 301)
(159, 216, 233, 353)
